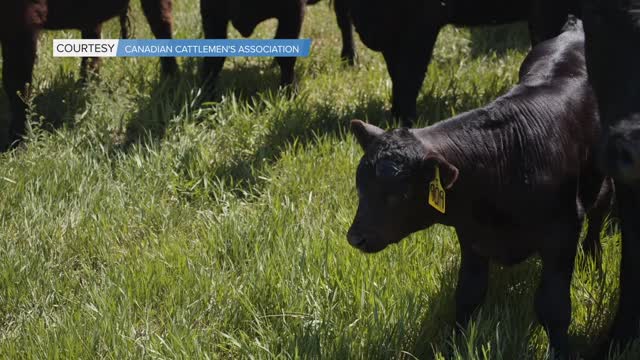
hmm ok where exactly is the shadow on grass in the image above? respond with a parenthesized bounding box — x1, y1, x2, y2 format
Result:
(0, 68, 90, 148)
(195, 93, 389, 201)
(216, 58, 283, 96)
(122, 57, 289, 148)
(118, 50, 517, 204)
(405, 257, 614, 359)
(469, 23, 530, 58)
(122, 74, 190, 145)
(415, 78, 516, 128)
(32, 71, 90, 131)
(406, 260, 543, 359)
(119, 57, 394, 202)
(416, 88, 485, 127)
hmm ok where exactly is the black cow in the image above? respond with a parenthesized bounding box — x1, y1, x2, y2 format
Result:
(347, 20, 611, 357)
(348, 0, 582, 126)
(1, 0, 177, 150)
(200, 0, 355, 88)
(583, 0, 640, 354)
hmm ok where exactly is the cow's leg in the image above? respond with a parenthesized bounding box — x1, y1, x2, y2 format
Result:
(582, 177, 614, 268)
(528, 0, 570, 45)
(2, 31, 38, 148)
(120, 5, 131, 39)
(334, 0, 355, 65)
(200, 0, 228, 86)
(455, 241, 489, 327)
(382, 30, 438, 128)
(607, 182, 640, 353)
(274, 3, 305, 88)
(536, 224, 579, 359)
(140, 0, 178, 75)
(80, 24, 103, 80)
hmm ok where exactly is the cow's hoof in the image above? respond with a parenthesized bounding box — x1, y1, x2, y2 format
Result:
(161, 59, 179, 76)
(341, 51, 356, 66)
(279, 78, 299, 96)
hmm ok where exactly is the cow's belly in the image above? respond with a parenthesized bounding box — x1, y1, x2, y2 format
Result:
(44, 0, 128, 30)
(229, 0, 279, 38)
(231, 15, 270, 38)
(3, 1, 47, 34)
(449, 0, 531, 26)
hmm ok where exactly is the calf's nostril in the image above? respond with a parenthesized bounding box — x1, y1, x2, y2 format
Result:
(348, 233, 366, 247)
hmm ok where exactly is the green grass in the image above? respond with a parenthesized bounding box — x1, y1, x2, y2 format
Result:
(0, 1, 636, 359)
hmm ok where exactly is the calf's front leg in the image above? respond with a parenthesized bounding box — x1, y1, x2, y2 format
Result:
(537, 234, 578, 359)
(455, 242, 489, 327)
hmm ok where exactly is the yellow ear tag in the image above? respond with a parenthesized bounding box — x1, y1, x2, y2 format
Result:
(428, 165, 446, 214)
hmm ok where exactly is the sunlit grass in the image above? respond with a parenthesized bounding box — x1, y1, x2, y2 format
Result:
(0, 1, 635, 359)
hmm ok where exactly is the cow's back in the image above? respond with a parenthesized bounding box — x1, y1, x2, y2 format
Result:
(1, 0, 48, 37)
(449, 0, 582, 26)
(44, 0, 129, 29)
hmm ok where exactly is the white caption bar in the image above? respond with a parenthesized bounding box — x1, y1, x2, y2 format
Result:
(53, 39, 119, 57)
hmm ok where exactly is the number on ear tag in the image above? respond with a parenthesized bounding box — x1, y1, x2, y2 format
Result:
(428, 165, 446, 214)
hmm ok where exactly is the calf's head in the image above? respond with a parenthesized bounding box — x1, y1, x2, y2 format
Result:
(584, 0, 640, 182)
(347, 120, 459, 253)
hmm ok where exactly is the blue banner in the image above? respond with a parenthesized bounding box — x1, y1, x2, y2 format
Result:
(115, 39, 312, 57)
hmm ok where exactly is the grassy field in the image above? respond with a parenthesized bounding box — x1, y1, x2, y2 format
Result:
(0, 1, 636, 359)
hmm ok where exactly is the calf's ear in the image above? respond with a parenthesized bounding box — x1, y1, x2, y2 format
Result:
(424, 155, 459, 189)
(351, 120, 384, 150)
